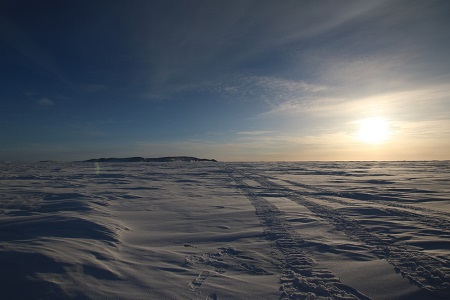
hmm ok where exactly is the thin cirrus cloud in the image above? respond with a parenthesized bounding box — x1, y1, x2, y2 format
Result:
(140, 1, 449, 113)
(140, 1, 386, 91)
(36, 97, 54, 106)
(237, 131, 278, 136)
(149, 0, 446, 161)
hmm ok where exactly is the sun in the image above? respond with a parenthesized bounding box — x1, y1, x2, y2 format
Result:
(356, 117, 390, 144)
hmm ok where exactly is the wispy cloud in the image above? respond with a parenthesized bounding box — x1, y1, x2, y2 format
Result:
(305, 82, 450, 119)
(77, 83, 107, 93)
(0, 14, 66, 84)
(137, 1, 388, 95)
(237, 130, 277, 135)
(211, 74, 326, 106)
(67, 120, 124, 138)
(36, 97, 54, 106)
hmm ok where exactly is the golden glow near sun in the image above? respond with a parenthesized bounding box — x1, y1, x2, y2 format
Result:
(357, 117, 390, 144)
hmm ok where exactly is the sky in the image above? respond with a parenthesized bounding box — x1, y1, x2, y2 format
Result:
(1, 0, 450, 162)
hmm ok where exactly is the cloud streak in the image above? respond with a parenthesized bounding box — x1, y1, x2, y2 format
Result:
(36, 97, 54, 106)
(134, 1, 391, 95)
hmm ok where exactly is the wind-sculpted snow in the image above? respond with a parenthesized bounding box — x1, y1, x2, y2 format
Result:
(1, 161, 449, 299)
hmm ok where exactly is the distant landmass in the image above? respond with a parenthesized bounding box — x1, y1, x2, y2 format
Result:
(83, 156, 217, 163)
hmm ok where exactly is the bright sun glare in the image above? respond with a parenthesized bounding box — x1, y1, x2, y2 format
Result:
(357, 117, 390, 144)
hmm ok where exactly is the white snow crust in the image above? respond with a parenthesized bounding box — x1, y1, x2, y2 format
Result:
(1, 161, 449, 299)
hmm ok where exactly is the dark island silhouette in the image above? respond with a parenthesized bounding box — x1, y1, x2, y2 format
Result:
(83, 156, 217, 163)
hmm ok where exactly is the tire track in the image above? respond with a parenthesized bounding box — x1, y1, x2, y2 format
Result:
(226, 167, 371, 300)
(236, 169, 450, 298)
(276, 179, 450, 233)
(281, 178, 450, 220)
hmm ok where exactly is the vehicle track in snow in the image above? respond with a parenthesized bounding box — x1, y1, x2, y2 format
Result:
(235, 170, 450, 235)
(226, 167, 371, 300)
(259, 178, 450, 234)
(281, 178, 450, 220)
(230, 168, 450, 298)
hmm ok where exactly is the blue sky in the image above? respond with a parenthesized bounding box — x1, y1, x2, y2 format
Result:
(1, 0, 450, 161)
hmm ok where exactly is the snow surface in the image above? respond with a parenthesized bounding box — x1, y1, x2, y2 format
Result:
(1, 161, 450, 299)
